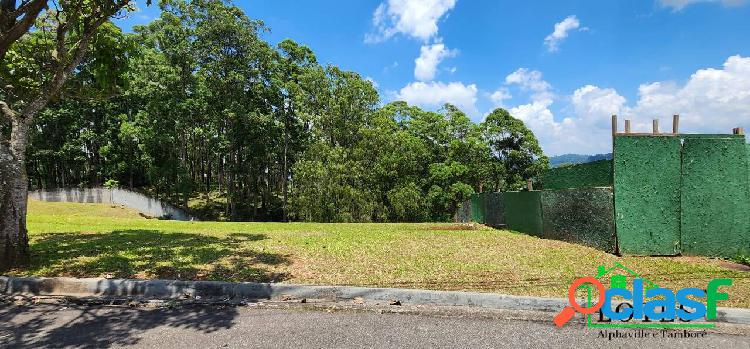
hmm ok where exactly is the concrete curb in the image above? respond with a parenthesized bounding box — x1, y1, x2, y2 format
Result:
(2, 276, 749, 325)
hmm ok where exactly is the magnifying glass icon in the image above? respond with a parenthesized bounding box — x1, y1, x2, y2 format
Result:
(554, 277, 605, 327)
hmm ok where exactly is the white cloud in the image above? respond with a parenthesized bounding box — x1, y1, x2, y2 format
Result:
(395, 81, 478, 113)
(544, 15, 582, 52)
(365, 0, 457, 43)
(501, 68, 573, 153)
(489, 88, 512, 107)
(500, 55, 750, 155)
(505, 84, 622, 155)
(572, 85, 626, 128)
(627, 55, 750, 133)
(657, 0, 746, 11)
(414, 43, 457, 81)
(505, 68, 554, 102)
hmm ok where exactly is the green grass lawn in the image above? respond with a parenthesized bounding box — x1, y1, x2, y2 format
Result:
(10, 200, 750, 307)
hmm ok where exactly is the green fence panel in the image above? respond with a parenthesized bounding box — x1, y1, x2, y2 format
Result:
(681, 136, 750, 257)
(541, 188, 616, 253)
(503, 191, 542, 235)
(541, 160, 613, 190)
(483, 192, 505, 227)
(470, 193, 485, 224)
(614, 136, 682, 255)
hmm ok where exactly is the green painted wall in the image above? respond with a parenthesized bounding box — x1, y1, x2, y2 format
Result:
(467, 193, 504, 227)
(503, 191, 543, 236)
(541, 188, 617, 253)
(614, 136, 682, 255)
(681, 136, 750, 257)
(483, 193, 505, 227)
(470, 193, 486, 223)
(541, 160, 613, 190)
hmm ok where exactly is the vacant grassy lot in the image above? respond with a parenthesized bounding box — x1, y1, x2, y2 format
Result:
(10, 200, 750, 307)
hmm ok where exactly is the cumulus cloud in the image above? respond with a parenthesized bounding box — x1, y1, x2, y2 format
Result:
(395, 81, 478, 113)
(502, 69, 583, 154)
(505, 68, 554, 102)
(544, 15, 584, 52)
(501, 55, 750, 155)
(489, 88, 512, 107)
(365, 0, 457, 43)
(505, 83, 622, 155)
(657, 0, 746, 11)
(414, 43, 457, 81)
(628, 55, 750, 133)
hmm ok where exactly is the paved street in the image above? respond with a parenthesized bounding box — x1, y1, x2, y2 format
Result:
(2, 303, 749, 348)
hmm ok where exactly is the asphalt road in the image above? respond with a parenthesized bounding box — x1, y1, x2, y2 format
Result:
(2, 303, 749, 348)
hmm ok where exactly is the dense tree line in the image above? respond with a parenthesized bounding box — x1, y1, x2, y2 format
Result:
(2, 0, 548, 223)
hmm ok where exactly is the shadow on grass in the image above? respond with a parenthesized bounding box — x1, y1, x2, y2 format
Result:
(0, 303, 239, 348)
(23, 230, 290, 282)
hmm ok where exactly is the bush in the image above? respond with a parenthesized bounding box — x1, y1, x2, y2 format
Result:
(103, 179, 120, 189)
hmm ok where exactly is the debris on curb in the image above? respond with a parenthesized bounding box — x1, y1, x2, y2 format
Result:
(2, 276, 750, 326)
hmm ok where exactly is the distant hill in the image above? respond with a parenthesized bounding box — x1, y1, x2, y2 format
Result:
(549, 153, 612, 167)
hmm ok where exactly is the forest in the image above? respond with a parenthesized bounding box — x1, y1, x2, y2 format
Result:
(1, 0, 549, 223)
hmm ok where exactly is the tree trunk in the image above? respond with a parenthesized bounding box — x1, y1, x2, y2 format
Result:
(282, 115, 289, 222)
(0, 142, 28, 271)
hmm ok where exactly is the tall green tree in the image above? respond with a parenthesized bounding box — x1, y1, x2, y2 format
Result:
(481, 108, 548, 191)
(274, 39, 317, 221)
(9, 0, 550, 230)
(0, 0, 138, 270)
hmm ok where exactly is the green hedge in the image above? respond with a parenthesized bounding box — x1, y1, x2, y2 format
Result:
(541, 160, 612, 190)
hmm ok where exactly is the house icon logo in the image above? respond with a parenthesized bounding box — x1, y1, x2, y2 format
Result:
(595, 262, 658, 291)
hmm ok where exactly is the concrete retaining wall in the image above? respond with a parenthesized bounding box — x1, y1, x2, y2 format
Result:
(29, 188, 195, 221)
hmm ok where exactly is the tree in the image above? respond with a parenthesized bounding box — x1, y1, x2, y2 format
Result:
(275, 39, 317, 221)
(5, 1, 552, 229)
(481, 108, 549, 191)
(0, 0, 138, 270)
(0, 0, 47, 62)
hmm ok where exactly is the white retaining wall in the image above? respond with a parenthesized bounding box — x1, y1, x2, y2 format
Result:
(29, 188, 195, 221)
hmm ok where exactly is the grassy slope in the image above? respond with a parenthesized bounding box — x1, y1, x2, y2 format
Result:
(12, 200, 750, 307)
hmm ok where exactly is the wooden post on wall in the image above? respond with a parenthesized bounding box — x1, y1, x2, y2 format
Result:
(652, 119, 659, 134)
(526, 179, 533, 191)
(611, 115, 618, 136)
(624, 120, 631, 134)
(672, 115, 680, 134)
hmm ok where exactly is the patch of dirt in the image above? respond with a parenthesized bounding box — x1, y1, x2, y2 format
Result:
(425, 224, 479, 231)
(720, 261, 750, 272)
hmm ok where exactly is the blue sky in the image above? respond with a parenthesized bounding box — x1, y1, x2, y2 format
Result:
(116, 0, 750, 155)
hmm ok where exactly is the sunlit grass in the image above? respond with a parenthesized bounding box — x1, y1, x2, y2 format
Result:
(13, 200, 750, 307)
